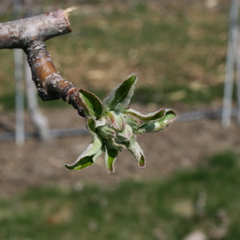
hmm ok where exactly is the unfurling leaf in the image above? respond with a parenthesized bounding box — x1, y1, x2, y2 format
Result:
(79, 89, 103, 118)
(137, 111, 177, 134)
(103, 74, 137, 112)
(128, 139, 146, 168)
(104, 147, 118, 173)
(65, 137, 102, 171)
(126, 108, 177, 134)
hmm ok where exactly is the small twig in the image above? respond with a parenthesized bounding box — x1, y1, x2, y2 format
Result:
(0, 8, 85, 116)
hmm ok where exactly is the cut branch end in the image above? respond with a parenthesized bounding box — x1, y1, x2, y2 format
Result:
(65, 6, 78, 15)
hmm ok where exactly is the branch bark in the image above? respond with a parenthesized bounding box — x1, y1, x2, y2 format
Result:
(0, 7, 85, 116)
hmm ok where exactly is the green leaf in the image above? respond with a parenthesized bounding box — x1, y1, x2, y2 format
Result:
(103, 74, 137, 112)
(127, 139, 145, 168)
(126, 108, 176, 122)
(86, 117, 97, 134)
(104, 137, 126, 151)
(125, 108, 177, 133)
(79, 89, 103, 118)
(104, 147, 118, 173)
(137, 111, 177, 134)
(65, 137, 102, 171)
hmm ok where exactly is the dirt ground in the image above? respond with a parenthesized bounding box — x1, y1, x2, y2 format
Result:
(0, 103, 240, 198)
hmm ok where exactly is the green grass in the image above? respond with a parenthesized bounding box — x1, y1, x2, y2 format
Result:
(1, 150, 240, 240)
(0, 1, 230, 110)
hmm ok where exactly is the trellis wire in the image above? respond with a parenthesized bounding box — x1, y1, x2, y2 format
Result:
(0, 127, 89, 142)
(0, 108, 238, 142)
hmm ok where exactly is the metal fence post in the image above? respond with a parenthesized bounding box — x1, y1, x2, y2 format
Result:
(222, 0, 239, 127)
(14, 0, 25, 145)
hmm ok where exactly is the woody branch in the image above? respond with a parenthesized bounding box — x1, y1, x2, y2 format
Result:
(0, 7, 85, 116)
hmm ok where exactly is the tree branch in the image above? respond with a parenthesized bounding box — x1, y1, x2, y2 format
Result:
(0, 8, 85, 116)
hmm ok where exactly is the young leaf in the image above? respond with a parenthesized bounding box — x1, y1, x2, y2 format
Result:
(65, 137, 102, 171)
(103, 74, 137, 112)
(136, 111, 177, 134)
(87, 117, 97, 134)
(79, 89, 103, 118)
(126, 108, 176, 123)
(127, 139, 146, 168)
(104, 147, 118, 173)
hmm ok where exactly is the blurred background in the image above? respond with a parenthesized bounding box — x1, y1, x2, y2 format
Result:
(1, 0, 240, 239)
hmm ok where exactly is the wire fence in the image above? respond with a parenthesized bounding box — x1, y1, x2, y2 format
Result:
(1, 107, 239, 142)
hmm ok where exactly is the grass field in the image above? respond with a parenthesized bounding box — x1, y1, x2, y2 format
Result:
(0, 150, 239, 240)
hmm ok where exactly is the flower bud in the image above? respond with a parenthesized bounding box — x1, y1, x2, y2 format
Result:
(96, 111, 133, 151)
